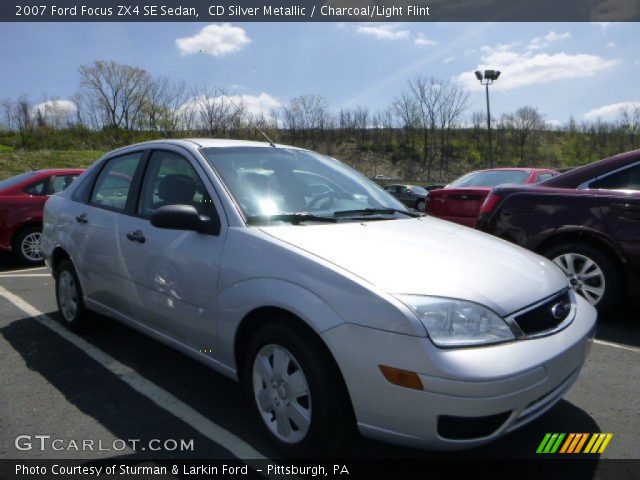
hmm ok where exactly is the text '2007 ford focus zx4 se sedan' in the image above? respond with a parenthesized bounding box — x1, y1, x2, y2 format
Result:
(41, 139, 597, 456)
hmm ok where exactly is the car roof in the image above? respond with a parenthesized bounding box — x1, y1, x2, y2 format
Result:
(470, 167, 554, 173)
(35, 168, 85, 175)
(108, 138, 305, 152)
(541, 149, 640, 188)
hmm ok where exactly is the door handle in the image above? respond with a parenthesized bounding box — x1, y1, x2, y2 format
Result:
(76, 213, 88, 224)
(126, 230, 146, 243)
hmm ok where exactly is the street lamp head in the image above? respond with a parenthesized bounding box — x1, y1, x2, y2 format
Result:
(475, 70, 483, 81)
(484, 70, 497, 80)
(494, 70, 501, 80)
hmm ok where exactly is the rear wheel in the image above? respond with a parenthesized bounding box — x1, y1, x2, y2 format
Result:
(416, 199, 426, 212)
(243, 322, 354, 457)
(544, 242, 622, 313)
(55, 259, 89, 331)
(12, 226, 44, 265)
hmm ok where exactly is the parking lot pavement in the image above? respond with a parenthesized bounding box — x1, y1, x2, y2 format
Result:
(0, 264, 638, 462)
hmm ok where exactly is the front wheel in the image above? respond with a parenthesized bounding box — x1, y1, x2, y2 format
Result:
(544, 242, 623, 313)
(243, 323, 354, 457)
(416, 199, 426, 212)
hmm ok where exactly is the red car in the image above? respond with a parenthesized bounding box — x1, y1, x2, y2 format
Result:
(0, 169, 84, 264)
(426, 167, 558, 227)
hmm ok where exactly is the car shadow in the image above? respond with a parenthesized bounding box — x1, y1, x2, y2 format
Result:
(0, 310, 604, 477)
(596, 305, 640, 349)
(0, 252, 27, 272)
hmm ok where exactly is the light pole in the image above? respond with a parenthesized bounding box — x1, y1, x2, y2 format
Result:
(475, 69, 500, 168)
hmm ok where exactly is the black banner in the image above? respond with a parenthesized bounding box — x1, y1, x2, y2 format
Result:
(3, 0, 640, 22)
(2, 459, 640, 480)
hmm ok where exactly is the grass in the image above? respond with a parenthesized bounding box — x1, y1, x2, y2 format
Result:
(0, 148, 105, 179)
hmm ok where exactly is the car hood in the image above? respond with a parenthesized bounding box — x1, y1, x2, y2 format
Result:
(260, 217, 568, 316)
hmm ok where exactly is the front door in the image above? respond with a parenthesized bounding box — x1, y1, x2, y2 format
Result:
(118, 148, 225, 352)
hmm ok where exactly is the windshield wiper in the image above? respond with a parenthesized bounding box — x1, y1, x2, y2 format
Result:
(246, 213, 338, 225)
(332, 208, 421, 218)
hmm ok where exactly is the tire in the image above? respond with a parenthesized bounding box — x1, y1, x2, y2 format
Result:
(243, 322, 355, 457)
(416, 199, 426, 212)
(55, 259, 89, 331)
(543, 242, 623, 313)
(12, 226, 44, 265)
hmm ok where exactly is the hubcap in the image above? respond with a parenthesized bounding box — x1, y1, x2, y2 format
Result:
(417, 201, 425, 212)
(21, 232, 43, 262)
(58, 271, 78, 322)
(552, 253, 606, 306)
(252, 344, 311, 444)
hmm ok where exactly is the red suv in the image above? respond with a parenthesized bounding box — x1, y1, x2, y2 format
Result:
(0, 169, 84, 264)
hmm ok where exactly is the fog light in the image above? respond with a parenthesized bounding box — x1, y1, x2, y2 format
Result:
(379, 365, 423, 390)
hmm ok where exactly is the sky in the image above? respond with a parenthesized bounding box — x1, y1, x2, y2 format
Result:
(1, 21, 639, 126)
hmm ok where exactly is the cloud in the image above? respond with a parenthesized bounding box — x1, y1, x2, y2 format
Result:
(593, 22, 612, 29)
(176, 24, 250, 57)
(414, 33, 437, 46)
(528, 31, 571, 50)
(607, 41, 616, 47)
(444, 56, 455, 63)
(545, 119, 562, 127)
(584, 101, 640, 120)
(355, 23, 409, 40)
(457, 44, 619, 91)
(180, 93, 281, 120)
(32, 99, 77, 116)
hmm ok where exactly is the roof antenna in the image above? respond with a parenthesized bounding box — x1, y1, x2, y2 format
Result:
(255, 125, 276, 148)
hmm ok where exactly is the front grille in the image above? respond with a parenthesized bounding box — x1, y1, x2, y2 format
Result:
(438, 411, 511, 440)
(514, 291, 572, 336)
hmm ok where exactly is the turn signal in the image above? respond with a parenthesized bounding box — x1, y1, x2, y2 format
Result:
(379, 365, 424, 390)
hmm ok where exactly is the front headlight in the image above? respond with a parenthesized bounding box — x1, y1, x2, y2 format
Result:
(396, 295, 515, 347)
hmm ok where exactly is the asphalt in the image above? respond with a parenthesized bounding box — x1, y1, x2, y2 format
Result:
(0, 255, 638, 466)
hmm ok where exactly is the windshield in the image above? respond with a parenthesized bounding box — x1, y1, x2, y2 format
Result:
(449, 170, 530, 188)
(201, 147, 407, 223)
(411, 186, 428, 195)
(0, 171, 37, 191)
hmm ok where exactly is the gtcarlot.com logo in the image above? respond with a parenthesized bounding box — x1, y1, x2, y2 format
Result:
(536, 433, 613, 454)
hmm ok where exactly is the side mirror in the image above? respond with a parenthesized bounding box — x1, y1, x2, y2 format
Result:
(150, 204, 220, 235)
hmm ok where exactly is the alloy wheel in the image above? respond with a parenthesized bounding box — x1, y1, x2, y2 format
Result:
(552, 253, 606, 306)
(21, 232, 43, 262)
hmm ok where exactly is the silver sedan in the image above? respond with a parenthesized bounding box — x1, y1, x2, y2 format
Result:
(41, 139, 596, 456)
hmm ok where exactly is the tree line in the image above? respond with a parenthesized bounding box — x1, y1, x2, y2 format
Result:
(2, 60, 639, 182)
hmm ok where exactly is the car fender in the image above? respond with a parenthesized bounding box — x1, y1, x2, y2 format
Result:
(527, 225, 626, 261)
(216, 277, 346, 373)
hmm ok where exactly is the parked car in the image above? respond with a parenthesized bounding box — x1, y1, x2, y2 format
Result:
(476, 150, 640, 312)
(42, 139, 596, 456)
(426, 168, 559, 227)
(383, 184, 429, 212)
(423, 184, 445, 191)
(0, 168, 84, 264)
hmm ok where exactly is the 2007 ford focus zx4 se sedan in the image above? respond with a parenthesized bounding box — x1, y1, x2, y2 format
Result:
(42, 139, 596, 456)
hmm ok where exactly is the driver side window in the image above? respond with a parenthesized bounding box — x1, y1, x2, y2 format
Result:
(138, 151, 215, 219)
(590, 164, 640, 191)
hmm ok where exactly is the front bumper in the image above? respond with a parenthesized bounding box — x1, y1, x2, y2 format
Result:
(320, 294, 597, 450)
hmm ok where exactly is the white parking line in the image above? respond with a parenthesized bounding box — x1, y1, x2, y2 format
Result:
(0, 266, 47, 274)
(0, 285, 268, 461)
(593, 339, 640, 353)
(0, 274, 51, 278)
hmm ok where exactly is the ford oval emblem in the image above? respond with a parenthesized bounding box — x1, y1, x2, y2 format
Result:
(551, 302, 569, 320)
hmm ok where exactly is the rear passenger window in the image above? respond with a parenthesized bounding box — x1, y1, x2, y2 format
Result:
(24, 179, 47, 196)
(590, 164, 640, 191)
(90, 153, 143, 212)
(49, 174, 78, 194)
(536, 173, 555, 184)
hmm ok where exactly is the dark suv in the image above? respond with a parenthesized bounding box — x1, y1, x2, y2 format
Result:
(476, 150, 640, 312)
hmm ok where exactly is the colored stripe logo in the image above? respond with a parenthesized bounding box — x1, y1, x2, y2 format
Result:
(537, 433, 613, 454)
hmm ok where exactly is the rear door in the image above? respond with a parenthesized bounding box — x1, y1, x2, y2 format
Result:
(116, 148, 226, 351)
(591, 162, 640, 284)
(73, 151, 146, 317)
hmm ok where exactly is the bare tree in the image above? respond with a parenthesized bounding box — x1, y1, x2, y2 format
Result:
(505, 106, 544, 163)
(619, 105, 640, 150)
(78, 60, 151, 130)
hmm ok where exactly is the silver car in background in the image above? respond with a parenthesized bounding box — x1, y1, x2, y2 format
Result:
(42, 139, 597, 456)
